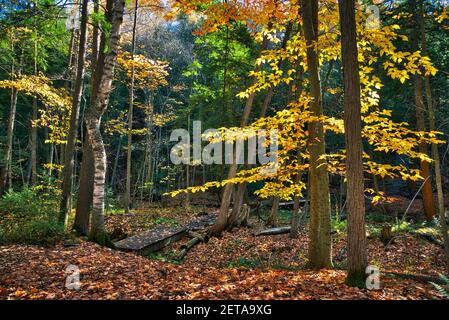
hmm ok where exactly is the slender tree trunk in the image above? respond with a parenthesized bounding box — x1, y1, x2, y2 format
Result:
(74, 140, 94, 235)
(0, 31, 20, 195)
(185, 113, 191, 207)
(66, 26, 77, 92)
(267, 197, 279, 227)
(59, 0, 89, 226)
(290, 195, 302, 237)
(48, 143, 54, 181)
(339, 0, 368, 287)
(29, 39, 38, 186)
(124, 0, 139, 212)
(290, 166, 305, 238)
(16, 136, 25, 186)
(145, 104, 154, 201)
(228, 88, 271, 227)
(85, 115, 108, 243)
(209, 37, 269, 237)
(110, 136, 122, 189)
(229, 23, 293, 225)
(419, 0, 449, 271)
(85, 0, 125, 245)
(74, 0, 101, 235)
(0, 87, 18, 195)
(228, 181, 245, 229)
(303, 0, 332, 269)
(410, 0, 435, 221)
(291, 60, 305, 239)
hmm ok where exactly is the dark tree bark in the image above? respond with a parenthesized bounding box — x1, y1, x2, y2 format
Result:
(29, 39, 38, 186)
(59, 0, 89, 226)
(74, 0, 100, 236)
(0, 39, 20, 194)
(419, 0, 449, 271)
(409, 0, 435, 221)
(124, 0, 139, 213)
(266, 197, 279, 227)
(74, 140, 94, 235)
(0, 33, 21, 195)
(338, 0, 368, 287)
(0, 87, 18, 195)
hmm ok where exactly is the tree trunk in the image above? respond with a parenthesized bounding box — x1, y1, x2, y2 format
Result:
(302, 0, 332, 269)
(227, 182, 246, 229)
(59, 0, 89, 226)
(86, 0, 125, 245)
(124, 0, 139, 213)
(0, 87, 18, 195)
(29, 39, 39, 186)
(266, 197, 279, 227)
(74, 0, 101, 236)
(110, 136, 122, 190)
(185, 113, 191, 207)
(410, 0, 435, 222)
(291, 57, 306, 239)
(419, 0, 449, 271)
(339, 0, 368, 287)
(145, 105, 154, 201)
(85, 115, 108, 243)
(290, 169, 305, 238)
(229, 23, 293, 226)
(0, 31, 20, 195)
(74, 139, 94, 235)
(209, 37, 269, 237)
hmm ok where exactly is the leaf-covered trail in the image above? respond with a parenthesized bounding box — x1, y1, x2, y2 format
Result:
(0, 228, 446, 300)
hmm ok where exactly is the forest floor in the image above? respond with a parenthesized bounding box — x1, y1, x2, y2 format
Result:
(0, 203, 448, 300)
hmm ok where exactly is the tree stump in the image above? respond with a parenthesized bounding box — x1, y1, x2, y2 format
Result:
(380, 225, 393, 245)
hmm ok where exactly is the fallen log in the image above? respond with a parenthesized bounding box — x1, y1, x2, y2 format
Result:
(413, 232, 444, 248)
(254, 226, 291, 236)
(385, 271, 448, 285)
(187, 231, 205, 239)
(279, 200, 306, 207)
(174, 236, 205, 260)
(249, 199, 306, 208)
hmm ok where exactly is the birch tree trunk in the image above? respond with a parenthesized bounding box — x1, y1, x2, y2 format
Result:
(85, 0, 125, 245)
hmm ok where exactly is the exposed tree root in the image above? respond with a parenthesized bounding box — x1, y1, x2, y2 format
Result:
(174, 231, 208, 261)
